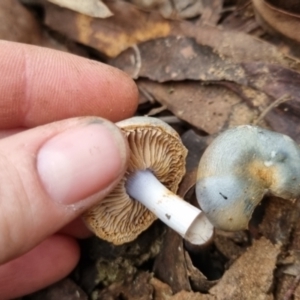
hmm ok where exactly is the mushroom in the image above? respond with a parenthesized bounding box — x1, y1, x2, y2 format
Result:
(83, 116, 214, 245)
(196, 125, 300, 231)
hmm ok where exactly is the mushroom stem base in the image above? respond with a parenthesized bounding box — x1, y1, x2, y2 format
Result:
(126, 170, 214, 245)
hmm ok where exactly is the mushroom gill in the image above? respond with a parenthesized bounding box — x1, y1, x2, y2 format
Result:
(83, 118, 187, 245)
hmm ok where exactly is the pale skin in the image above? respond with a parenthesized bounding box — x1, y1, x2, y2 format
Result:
(0, 40, 138, 299)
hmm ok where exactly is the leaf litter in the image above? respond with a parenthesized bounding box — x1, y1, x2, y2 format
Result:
(7, 0, 300, 299)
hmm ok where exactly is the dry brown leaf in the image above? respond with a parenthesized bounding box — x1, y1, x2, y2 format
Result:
(150, 277, 173, 300)
(275, 201, 300, 299)
(185, 251, 218, 293)
(0, 0, 44, 45)
(170, 290, 214, 300)
(228, 62, 300, 141)
(213, 233, 245, 262)
(179, 130, 212, 198)
(112, 37, 300, 140)
(136, 79, 263, 135)
(47, 0, 113, 18)
(113, 35, 300, 152)
(177, 23, 300, 71)
(110, 36, 247, 83)
(153, 229, 191, 293)
(0, 0, 71, 52)
(44, 0, 174, 57)
(288, 203, 300, 252)
(258, 197, 297, 245)
(43, 0, 300, 68)
(112, 37, 300, 101)
(253, 0, 300, 43)
(209, 238, 280, 300)
(292, 280, 300, 300)
(276, 274, 300, 300)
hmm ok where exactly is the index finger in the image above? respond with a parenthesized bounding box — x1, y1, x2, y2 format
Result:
(0, 40, 138, 128)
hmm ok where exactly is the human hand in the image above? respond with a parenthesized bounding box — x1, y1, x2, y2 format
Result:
(0, 40, 138, 299)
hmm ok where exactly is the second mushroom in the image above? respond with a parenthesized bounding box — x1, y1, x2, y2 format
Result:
(83, 116, 213, 246)
(196, 125, 300, 231)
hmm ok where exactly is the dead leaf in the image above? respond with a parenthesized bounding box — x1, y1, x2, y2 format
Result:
(111, 37, 270, 135)
(213, 233, 246, 262)
(258, 197, 297, 245)
(47, 0, 113, 18)
(0, 0, 44, 45)
(112, 35, 300, 153)
(290, 277, 300, 300)
(253, 0, 300, 44)
(150, 277, 173, 300)
(153, 229, 191, 293)
(111, 36, 247, 83)
(272, 200, 300, 299)
(44, 0, 174, 57)
(288, 202, 300, 252)
(242, 61, 300, 99)
(276, 275, 299, 300)
(137, 80, 262, 134)
(170, 290, 214, 300)
(185, 251, 218, 292)
(179, 130, 212, 198)
(177, 23, 300, 70)
(209, 238, 280, 300)
(112, 37, 300, 105)
(43, 0, 300, 69)
(227, 62, 300, 141)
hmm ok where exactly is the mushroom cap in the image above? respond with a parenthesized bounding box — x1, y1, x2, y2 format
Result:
(196, 125, 300, 231)
(83, 116, 188, 245)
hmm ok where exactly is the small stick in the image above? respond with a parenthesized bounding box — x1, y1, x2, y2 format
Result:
(254, 94, 291, 125)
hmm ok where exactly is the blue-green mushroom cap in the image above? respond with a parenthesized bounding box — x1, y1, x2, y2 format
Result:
(196, 125, 300, 231)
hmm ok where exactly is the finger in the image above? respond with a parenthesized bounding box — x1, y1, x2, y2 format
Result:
(0, 40, 138, 128)
(60, 217, 92, 239)
(0, 234, 79, 299)
(0, 128, 24, 139)
(0, 127, 106, 240)
(0, 116, 129, 264)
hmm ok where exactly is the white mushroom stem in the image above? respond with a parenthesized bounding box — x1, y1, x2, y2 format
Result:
(126, 169, 214, 245)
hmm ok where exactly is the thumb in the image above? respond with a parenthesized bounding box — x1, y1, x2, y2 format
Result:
(0, 117, 128, 264)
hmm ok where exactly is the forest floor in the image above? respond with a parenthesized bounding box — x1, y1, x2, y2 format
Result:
(3, 0, 300, 299)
